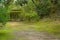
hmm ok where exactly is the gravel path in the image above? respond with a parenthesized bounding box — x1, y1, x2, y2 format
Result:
(7, 22, 60, 40)
(10, 28, 60, 40)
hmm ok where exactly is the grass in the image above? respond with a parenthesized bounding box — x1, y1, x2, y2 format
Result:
(33, 18, 60, 35)
(0, 29, 13, 40)
(0, 18, 60, 40)
(0, 33, 13, 40)
(6, 18, 60, 35)
(0, 25, 14, 40)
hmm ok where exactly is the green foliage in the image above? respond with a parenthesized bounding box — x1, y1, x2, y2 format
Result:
(15, 0, 27, 6)
(18, 0, 39, 21)
(9, 0, 39, 21)
(19, 11, 39, 21)
(57, 0, 60, 10)
(6, 0, 60, 22)
(32, 0, 50, 18)
(31, 0, 60, 18)
(0, 7, 9, 25)
(0, 0, 12, 26)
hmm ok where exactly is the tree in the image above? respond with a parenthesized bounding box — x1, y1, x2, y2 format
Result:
(15, 0, 28, 6)
(31, 0, 59, 18)
(0, 0, 13, 27)
(31, 0, 50, 18)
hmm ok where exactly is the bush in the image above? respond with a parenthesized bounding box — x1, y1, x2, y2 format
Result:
(20, 12, 39, 21)
(0, 8, 9, 27)
(0, 0, 12, 27)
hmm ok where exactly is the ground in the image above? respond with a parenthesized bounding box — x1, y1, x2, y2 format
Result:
(0, 21, 60, 40)
(5, 21, 60, 40)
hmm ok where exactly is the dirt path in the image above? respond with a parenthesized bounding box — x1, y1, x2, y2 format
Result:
(7, 22, 60, 40)
(9, 29, 60, 40)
